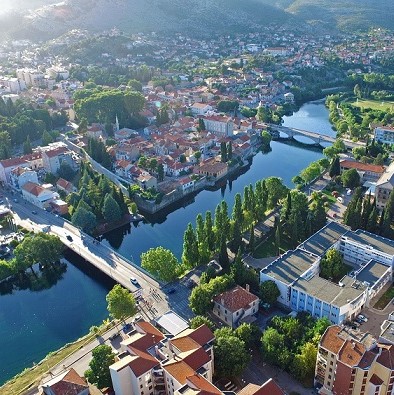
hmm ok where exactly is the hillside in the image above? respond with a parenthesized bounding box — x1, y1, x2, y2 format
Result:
(285, 0, 394, 31)
(0, 0, 293, 42)
(0, 0, 393, 43)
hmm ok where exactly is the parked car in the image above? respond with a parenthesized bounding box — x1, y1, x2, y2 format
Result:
(66, 235, 73, 242)
(130, 277, 139, 285)
(186, 279, 197, 289)
(109, 332, 120, 341)
(166, 288, 176, 294)
(357, 314, 368, 322)
(31, 210, 37, 215)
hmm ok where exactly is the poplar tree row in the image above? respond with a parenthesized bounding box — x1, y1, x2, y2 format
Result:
(182, 177, 288, 268)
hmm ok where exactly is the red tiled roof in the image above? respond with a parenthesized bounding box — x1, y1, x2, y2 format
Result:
(238, 379, 284, 395)
(186, 374, 221, 395)
(340, 160, 384, 174)
(213, 285, 259, 313)
(22, 181, 45, 197)
(47, 368, 88, 395)
(320, 326, 345, 354)
(44, 146, 68, 158)
(187, 325, 214, 347)
(127, 347, 160, 377)
(163, 360, 195, 385)
(338, 339, 366, 367)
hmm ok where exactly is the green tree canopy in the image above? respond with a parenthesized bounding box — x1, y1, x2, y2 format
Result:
(106, 284, 138, 322)
(140, 247, 179, 282)
(190, 316, 215, 332)
(102, 193, 122, 222)
(85, 345, 115, 389)
(260, 280, 280, 305)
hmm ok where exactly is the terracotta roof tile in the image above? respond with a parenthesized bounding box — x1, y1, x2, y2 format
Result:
(163, 360, 196, 385)
(238, 379, 284, 395)
(338, 339, 366, 367)
(186, 374, 221, 395)
(213, 285, 259, 313)
(180, 347, 211, 371)
(320, 326, 345, 354)
(45, 368, 88, 395)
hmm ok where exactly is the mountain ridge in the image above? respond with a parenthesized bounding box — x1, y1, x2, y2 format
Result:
(0, 0, 393, 42)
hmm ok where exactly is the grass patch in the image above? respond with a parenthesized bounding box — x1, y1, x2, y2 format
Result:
(349, 99, 394, 112)
(374, 286, 394, 310)
(253, 232, 293, 259)
(321, 190, 337, 204)
(0, 322, 113, 395)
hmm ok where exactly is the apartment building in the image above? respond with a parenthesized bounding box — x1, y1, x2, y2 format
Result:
(339, 160, 384, 183)
(201, 115, 234, 137)
(212, 285, 260, 328)
(374, 125, 394, 145)
(0, 153, 43, 183)
(375, 161, 394, 211)
(315, 325, 394, 395)
(110, 321, 216, 395)
(21, 181, 59, 209)
(260, 222, 394, 324)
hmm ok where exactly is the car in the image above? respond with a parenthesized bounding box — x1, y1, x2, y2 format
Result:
(109, 332, 120, 341)
(186, 279, 197, 289)
(357, 314, 368, 322)
(133, 315, 142, 322)
(130, 277, 139, 285)
(122, 323, 132, 333)
(66, 235, 73, 242)
(166, 287, 176, 294)
(31, 210, 37, 215)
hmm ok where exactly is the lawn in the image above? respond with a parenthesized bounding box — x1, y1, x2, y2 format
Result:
(253, 232, 293, 259)
(374, 286, 394, 310)
(349, 98, 394, 112)
(321, 190, 337, 204)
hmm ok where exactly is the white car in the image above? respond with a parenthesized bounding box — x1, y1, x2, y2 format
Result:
(130, 277, 139, 285)
(357, 314, 368, 322)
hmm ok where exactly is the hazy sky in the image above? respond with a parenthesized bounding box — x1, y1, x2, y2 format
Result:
(0, 0, 55, 14)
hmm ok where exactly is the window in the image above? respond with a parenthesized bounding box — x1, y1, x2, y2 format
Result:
(328, 375, 332, 380)
(149, 386, 153, 390)
(140, 385, 143, 389)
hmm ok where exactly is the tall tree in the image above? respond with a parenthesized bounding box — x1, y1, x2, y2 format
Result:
(182, 223, 199, 267)
(220, 141, 227, 162)
(329, 156, 340, 178)
(85, 345, 115, 389)
(23, 136, 32, 154)
(102, 193, 122, 222)
(205, 211, 215, 251)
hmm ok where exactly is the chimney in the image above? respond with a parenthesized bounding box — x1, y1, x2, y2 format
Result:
(245, 284, 250, 292)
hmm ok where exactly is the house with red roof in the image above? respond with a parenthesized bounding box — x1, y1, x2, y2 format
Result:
(213, 285, 260, 328)
(40, 368, 89, 395)
(21, 181, 59, 209)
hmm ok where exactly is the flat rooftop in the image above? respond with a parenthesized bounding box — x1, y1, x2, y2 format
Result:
(301, 221, 349, 257)
(293, 274, 366, 307)
(344, 229, 394, 256)
(356, 260, 391, 286)
(261, 249, 318, 285)
(155, 311, 189, 336)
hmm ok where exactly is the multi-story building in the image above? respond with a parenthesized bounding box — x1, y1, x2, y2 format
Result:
(375, 161, 394, 211)
(190, 103, 212, 116)
(212, 285, 260, 328)
(0, 153, 42, 183)
(201, 115, 234, 137)
(9, 166, 38, 190)
(110, 321, 216, 395)
(339, 160, 385, 183)
(374, 125, 394, 145)
(315, 325, 394, 395)
(260, 222, 394, 324)
(0, 76, 26, 93)
(41, 144, 78, 174)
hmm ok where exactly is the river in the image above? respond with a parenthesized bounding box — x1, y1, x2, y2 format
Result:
(0, 102, 332, 385)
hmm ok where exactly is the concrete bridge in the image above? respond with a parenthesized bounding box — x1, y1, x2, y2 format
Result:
(268, 124, 364, 150)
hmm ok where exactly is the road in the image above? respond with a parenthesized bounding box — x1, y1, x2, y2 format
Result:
(2, 188, 194, 322)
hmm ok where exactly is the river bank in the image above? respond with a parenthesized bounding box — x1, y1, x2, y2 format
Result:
(0, 102, 333, 386)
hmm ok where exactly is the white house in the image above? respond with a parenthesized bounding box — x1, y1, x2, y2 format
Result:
(190, 102, 212, 116)
(9, 166, 38, 190)
(21, 181, 59, 209)
(212, 285, 260, 328)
